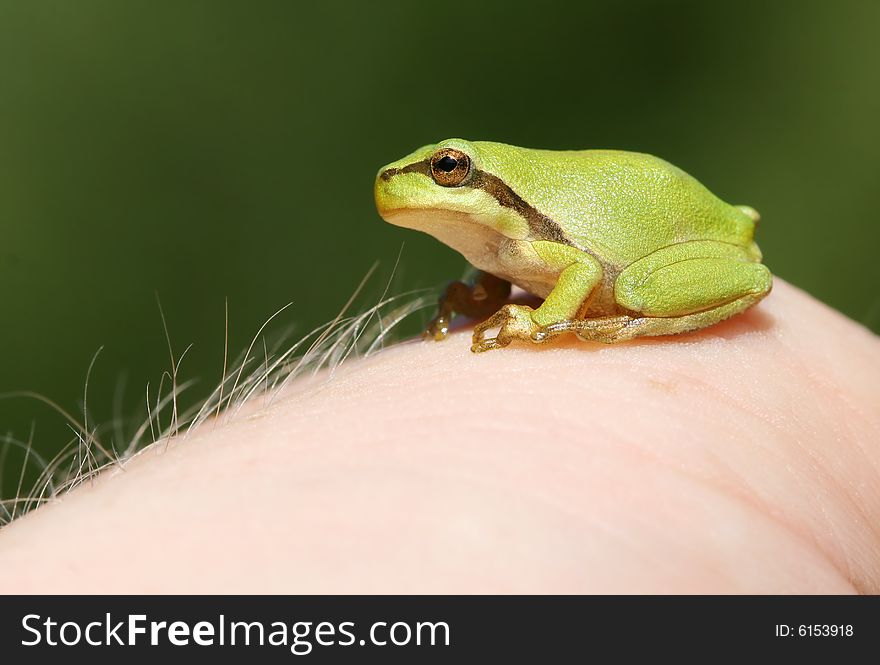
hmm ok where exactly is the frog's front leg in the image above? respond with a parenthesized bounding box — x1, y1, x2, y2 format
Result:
(471, 242, 602, 352)
(425, 271, 511, 341)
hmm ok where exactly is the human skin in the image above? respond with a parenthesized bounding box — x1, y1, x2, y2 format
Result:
(0, 279, 877, 593)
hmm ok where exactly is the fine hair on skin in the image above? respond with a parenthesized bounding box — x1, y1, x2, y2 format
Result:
(0, 254, 435, 526)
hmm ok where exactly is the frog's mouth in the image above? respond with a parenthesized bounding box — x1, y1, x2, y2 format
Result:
(375, 172, 530, 240)
(376, 163, 575, 252)
(379, 206, 494, 241)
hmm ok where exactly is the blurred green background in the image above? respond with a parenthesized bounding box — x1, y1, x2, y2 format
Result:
(1, 1, 878, 499)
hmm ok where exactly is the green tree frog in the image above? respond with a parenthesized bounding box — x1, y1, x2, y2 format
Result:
(375, 139, 771, 353)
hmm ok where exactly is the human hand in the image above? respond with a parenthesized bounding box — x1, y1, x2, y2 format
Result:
(0, 279, 877, 593)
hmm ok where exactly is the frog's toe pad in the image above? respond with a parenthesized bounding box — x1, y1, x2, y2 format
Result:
(424, 315, 451, 342)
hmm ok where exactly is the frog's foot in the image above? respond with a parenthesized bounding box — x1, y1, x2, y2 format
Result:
(544, 315, 634, 344)
(471, 304, 557, 353)
(425, 272, 512, 342)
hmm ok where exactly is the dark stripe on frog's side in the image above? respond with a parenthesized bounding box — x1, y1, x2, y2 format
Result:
(469, 170, 573, 246)
(380, 160, 573, 246)
(380, 160, 432, 180)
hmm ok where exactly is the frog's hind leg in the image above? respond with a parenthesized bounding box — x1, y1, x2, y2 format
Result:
(551, 242, 772, 343)
(560, 292, 767, 343)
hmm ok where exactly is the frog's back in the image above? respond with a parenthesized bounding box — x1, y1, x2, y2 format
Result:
(476, 143, 760, 268)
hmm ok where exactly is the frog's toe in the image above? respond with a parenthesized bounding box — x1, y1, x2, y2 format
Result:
(470, 337, 509, 353)
(472, 307, 506, 338)
(471, 304, 540, 352)
(423, 315, 451, 341)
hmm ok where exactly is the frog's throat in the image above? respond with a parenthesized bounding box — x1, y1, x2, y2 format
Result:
(380, 160, 573, 248)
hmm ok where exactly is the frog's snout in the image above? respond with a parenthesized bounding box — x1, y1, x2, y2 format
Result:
(374, 171, 392, 219)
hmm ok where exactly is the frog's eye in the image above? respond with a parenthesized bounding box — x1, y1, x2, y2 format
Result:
(430, 148, 471, 187)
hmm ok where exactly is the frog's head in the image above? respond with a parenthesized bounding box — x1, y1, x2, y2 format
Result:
(374, 138, 532, 252)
